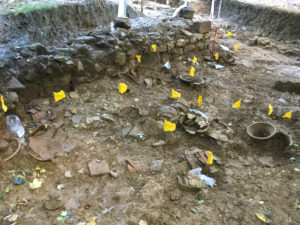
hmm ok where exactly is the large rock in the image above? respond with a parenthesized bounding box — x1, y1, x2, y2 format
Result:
(114, 17, 131, 29)
(178, 6, 194, 19)
(114, 51, 127, 66)
(191, 21, 211, 33)
(8, 77, 25, 91)
(88, 159, 110, 176)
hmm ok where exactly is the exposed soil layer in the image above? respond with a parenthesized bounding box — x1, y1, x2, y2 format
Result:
(221, 0, 300, 40)
(0, 0, 139, 45)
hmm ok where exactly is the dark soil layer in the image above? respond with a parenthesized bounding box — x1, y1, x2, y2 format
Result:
(220, 0, 300, 40)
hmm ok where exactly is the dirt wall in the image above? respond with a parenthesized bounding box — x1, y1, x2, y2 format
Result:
(221, 0, 300, 40)
(0, 0, 139, 45)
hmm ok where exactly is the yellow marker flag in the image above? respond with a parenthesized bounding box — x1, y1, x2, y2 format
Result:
(53, 90, 66, 102)
(218, 23, 221, 28)
(227, 31, 232, 36)
(136, 55, 141, 63)
(119, 83, 128, 94)
(197, 96, 202, 106)
(256, 214, 267, 223)
(268, 104, 273, 116)
(151, 44, 157, 52)
(215, 52, 219, 61)
(189, 66, 195, 77)
(207, 151, 213, 165)
(1, 95, 8, 112)
(232, 99, 242, 108)
(282, 110, 292, 119)
(171, 89, 181, 98)
(225, 24, 228, 28)
(193, 56, 197, 64)
(164, 120, 176, 132)
(234, 44, 239, 51)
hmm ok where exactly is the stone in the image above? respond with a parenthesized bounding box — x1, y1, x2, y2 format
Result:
(194, 33, 204, 40)
(8, 77, 25, 91)
(0, 139, 9, 149)
(114, 17, 131, 29)
(187, 172, 206, 189)
(184, 44, 195, 53)
(141, 180, 164, 207)
(191, 21, 211, 33)
(5, 92, 19, 104)
(86, 116, 101, 124)
(176, 38, 189, 47)
(77, 61, 84, 71)
(178, 6, 194, 19)
(152, 140, 166, 147)
(204, 32, 210, 40)
(70, 91, 79, 99)
(257, 37, 271, 46)
(54, 56, 66, 63)
(27, 43, 48, 55)
(189, 36, 197, 43)
(181, 29, 193, 37)
(158, 43, 168, 53)
(44, 197, 64, 211)
(101, 114, 115, 123)
(114, 51, 126, 66)
(88, 159, 110, 176)
(95, 63, 102, 72)
(167, 42, 175, 52)
(172, 48, 183, 55)
(74, 36, 96, 44)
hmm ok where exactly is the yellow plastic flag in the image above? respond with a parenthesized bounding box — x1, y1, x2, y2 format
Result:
(1, 95, 8, 112)
(215, 52, 219, 61)
(53, 90, 66, 102)
(227, 31, 232, 36)
(189, 66, 195, 77)
(151, 44, 157, 52)
(164, 120, 176, 132)
(207, 151, 213, 165)
(171, 89, 181, 98)
(234, 44, 239, 51)
(256, 214, 267, 223)
(193, 56, 197, 64)
(136, 55, 141, 63)
(218, 23, 221, 28)
(119, 83, 128, 94)
(197, 96, 202, 106)
(225, 24, 228, 28)
(282, 110, 292, 119)
(86, 217, 97, 225)
(268, 104, 273, 116)
(232, 99, 242, 108)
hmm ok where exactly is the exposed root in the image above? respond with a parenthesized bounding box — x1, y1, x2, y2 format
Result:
(3, 138, 22, 162)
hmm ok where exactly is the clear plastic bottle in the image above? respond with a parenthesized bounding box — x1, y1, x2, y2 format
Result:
(6, 115, 25, 142)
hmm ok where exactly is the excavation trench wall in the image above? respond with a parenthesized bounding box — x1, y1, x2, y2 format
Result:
(0, 0, 139, 45)
(219, 0, 300, 40)
(0, 18, 211, 104)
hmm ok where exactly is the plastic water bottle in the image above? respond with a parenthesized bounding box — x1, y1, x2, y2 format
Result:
(6, 115, 25, 142)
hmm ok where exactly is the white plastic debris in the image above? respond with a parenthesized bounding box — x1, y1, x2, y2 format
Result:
(162, 61, 171, 69)
(220, 45, 230, 51)
(189, 167, 216, 188)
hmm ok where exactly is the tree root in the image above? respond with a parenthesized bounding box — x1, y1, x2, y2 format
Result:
(3, 138, 22, 162)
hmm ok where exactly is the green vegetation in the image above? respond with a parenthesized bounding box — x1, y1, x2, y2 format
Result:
(8, 2, 57, 14)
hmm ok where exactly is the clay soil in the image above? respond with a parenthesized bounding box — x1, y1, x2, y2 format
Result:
(0, 1, 300, 225)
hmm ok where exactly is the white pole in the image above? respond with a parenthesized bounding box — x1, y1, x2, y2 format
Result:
(217, 0, 223, 19)
(118, 0, 127, 18)
(210, 0, 215, 21)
